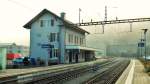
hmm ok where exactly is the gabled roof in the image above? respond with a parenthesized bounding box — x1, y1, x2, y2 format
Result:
(23, 9, 89, 34)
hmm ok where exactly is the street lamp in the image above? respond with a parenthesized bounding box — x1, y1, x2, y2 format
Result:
(141, 29, 148, 62)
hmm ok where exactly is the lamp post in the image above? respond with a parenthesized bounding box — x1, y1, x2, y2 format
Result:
(141, 29, 148, 62)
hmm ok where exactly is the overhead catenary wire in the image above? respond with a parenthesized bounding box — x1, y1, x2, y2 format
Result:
(7, 0, 36, 12)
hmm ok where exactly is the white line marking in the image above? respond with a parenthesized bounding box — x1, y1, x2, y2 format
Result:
(125, 60, 135, 84)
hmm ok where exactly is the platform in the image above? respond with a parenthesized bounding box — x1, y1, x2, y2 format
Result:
(0, 59, 107, 79)
(116, 59, 150, 84)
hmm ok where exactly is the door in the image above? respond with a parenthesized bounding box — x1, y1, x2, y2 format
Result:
(75, 53, 78, 63)
(69, 51, 72, 63)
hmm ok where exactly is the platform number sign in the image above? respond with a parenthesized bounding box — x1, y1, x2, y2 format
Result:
(138, 42, 144, 47)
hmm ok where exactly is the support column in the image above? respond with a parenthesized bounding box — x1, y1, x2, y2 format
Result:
(59, 25, 65, 64)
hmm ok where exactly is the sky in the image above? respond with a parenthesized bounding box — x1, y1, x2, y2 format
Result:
(0, 0, 150, 46)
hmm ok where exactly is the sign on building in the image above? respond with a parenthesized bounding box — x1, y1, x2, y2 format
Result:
(41, 44, 54, 48)
(138, 42, 144, 47)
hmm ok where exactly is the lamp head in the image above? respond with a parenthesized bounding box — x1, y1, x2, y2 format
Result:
(141, 29, 148, 34)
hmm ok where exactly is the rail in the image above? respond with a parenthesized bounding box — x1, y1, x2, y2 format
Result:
(0, 59, 115, 84)
(83, 60, 130, 84)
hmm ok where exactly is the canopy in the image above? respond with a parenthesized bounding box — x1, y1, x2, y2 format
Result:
(7, 53, 21, 60)
(66, 45, 98, 51)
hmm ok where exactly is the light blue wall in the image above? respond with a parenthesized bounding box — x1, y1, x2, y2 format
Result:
(30, 13, 61, 65)
(30, 12, 87, 64)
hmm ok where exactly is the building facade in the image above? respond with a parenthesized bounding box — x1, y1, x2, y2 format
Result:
(24, 9, 96, 65)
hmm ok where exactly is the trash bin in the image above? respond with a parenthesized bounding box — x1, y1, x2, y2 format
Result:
(0, 48, 7, 70)
(30, 58, 36, 66)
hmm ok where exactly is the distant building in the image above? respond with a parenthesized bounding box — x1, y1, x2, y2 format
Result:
(23, 9, 96, 65)
(0, 43, 29, 57)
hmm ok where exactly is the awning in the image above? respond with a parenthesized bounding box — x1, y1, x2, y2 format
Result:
(65, 45, 98, 51)
(7, 53, 22, 60)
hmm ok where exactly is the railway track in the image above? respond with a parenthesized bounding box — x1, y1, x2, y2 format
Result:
(0, 58, 125, 84)
(0, 59, 112, 84)
(83, 60, 130, 84)
(27, 59, 119, 84)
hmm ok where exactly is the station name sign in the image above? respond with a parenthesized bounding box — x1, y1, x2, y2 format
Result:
(41, 44, 54, 48)
(138, 42, 144, 47)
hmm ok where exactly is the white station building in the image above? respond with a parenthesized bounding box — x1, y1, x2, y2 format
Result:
(24, 9, 96, 65)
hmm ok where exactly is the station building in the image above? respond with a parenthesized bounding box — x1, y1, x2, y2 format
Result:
(23, 9, 96, 65)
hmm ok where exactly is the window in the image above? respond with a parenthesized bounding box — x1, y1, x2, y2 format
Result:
(54, 49, 58, 57)
(48, 33, 59, 42)
(51, 19, 54, 26)
(68, 34, 71, 43)
(49, 49, 58, 58)
(40, 20, 46, 27)
(49, 33, 56, 42)
(77, 36, 79, 44)
(40, 20, 43, 27)
(70, 34, 73, 43)
(80, 38, 82, 45)
(49, 49, 52, 58)
(74, 36, 78, 44)
(57, 33, 59, 41)
(80, 38, 83, 45)
(68, 34, 74, 43)
(74, 36, 76, 44)
(40, 20, 51, 27)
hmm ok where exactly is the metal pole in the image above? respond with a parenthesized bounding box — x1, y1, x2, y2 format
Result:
(129, 22, 132, 32)
(144, 32, 147, 62)
(102, 25, 105, 34)
(79, 8, 81, 25)
(105, 6, 107, 21)
(141, 41, 142, 58)
(141, 32, 142, 58)
(141, 29, 148, 62)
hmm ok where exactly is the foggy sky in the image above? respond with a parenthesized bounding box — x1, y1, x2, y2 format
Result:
(0, 0, 150, 46)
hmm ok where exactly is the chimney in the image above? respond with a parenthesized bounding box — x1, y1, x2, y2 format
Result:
(60, 12, 66, 19)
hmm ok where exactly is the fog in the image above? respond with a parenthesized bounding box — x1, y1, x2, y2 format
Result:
(82, 22, 150, 57)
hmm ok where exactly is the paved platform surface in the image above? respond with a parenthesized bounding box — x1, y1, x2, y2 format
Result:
(0, 59, 107, 78)
(132, 60, 150, 84)
(116, 59, 150, 84)
(0, 64, 66, 78)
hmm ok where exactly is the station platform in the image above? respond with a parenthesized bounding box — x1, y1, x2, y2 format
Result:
(0, 64, 65, 78)
(116, 59, 150, 84)
(0, 58, 107, 79)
